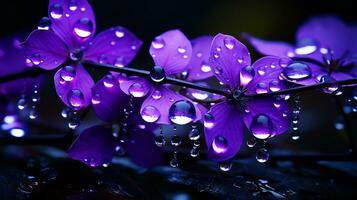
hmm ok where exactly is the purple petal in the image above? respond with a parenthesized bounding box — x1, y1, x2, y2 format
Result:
(204, 102, 244, 161)
(209, 33, 251, 90)
(23, 30, 68, 70)
(68, 125, 117, 167)
(331, 72, 353, 81)
(92, 74, 131, 122)
(296, 15, 349, 59)
(243, 33, 294, 58)
(54, 63, 94, 110)
(245, 56, 292, 94)
(347, 26, 357, 64)
(84, 27, 142, 66)
(48, 0, 96, 48)
(140, 85, 202, 124)
(149, 30, 192, 75)
(243, 97, 292, 136)
(119, 76, 151, 97)
(124, 126, 165, 168)
(186, 36, 214, 81)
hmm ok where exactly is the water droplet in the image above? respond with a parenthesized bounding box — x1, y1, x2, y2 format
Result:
(31, 92, 40, 103)
(282, 62, 312, 81)
(67, 89, 85, 109)
(103, 74, 115, 88)
(30, 53, 43, 65)
(257, 66, 265, 75)
(29, 108, 38, 119)
(269, 80, 283, 92)
(69, 0, 78, 11)
(150, 66, 166, 82)
(219, 160, 232, 171)
(212, 136, 228, 154)
(155, 135, 165, 147)
(49, 3, 63, 19)
(152, 37, 165, 49)
(170, 153, 179, 168)
(204, 113, 215, 129)
(295, 39, 317, 55)
(169, 100, 196, 125)
(255, 82, 268, 94)
(37, 17, 51, 30)
(114, 57, 125, 67)
(250, 114, 273, 140)
(91, 93, 101, 104)
(69, 48, 83, 61)
(224, 38, 234, 50)
(189, 128, 200, 140)
(73, 18, 94, 39)
(256, 148, 269, 163)
(318, 75, 339, 94)
(17, 98, 27, 110)
(141, 106, 160, 123)
(61, 107, 73, 118)
(115, 28, 125, 38)
(68, 117, 80, 129)
(129, 83, 146, 97)
(240, 65, 255, 87)
(171, 135, 182, 146)
(190, 148, 199, 157)
(10, 128, 25, 137)
(291, 130, 300, 140)
(200, 61, 211, 72)
(60, 65, 76, 82)
(247, 137, 256, 148)
(151, 90, 162, 100)
(177, 46, 187, 54)
(279, 58, 291, 67)
(334, 116, 345, 130)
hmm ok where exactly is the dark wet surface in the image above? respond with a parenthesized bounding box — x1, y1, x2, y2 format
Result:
(1, 146, 357, 200)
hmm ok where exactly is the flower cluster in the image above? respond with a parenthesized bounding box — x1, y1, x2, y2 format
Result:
(1, 0, 355, 169)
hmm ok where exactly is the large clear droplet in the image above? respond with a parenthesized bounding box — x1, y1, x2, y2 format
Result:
(169, 100, 196, 125)
(141, 106, 160, 123)
(73, 18, 94, 39)
(67, 89, 85, 109)
(240, 66, 255, 87)
(250, 114, 273, 140)
(30, 53, 43, 65)
(37, 17, 51, 30)
(60, 65, 76, 82)
(282, 62, 312, 81)
(49, 3, 63, 19)
(256, 148, 269, 163)
(150, 66, 166, 82)
(318, 75, 339, 94)
(212, 136, 228, 154)
(129, 83, 146, 97)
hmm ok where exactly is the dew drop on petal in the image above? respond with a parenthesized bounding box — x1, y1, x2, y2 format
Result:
(30, 53, 43, 66)
(223, 38, 234, 50)
(169, 100, 196, 125)
(318, 75, 339, 94)
(177, 46, 187, 54)
(151, 90, 162, 100)
(171, 135, 182, 146)
(295, 39, 317, 55)
(282, 62, 312, 81)
(115, 28, 125, 38)
(250, 114, 273, 140)
(200, 61, 211, 72)
(279, 58, 291, 67)
(103, 74, 115, 88)
(240, 65, 255, 87)
(73, 18, 94, 39)
(49, 3, 63, 19)
(68, 0, 78, 11)
(129, 83, 146, 97)
(60, 65, 76, 82)
(212, 136, 228, 154)
(269, 80, 283, 92)
(204, 113, 215, 129)
(67, 89, 85, 109)
(114, 57, 125, 68)
(255, 82, 268, 94)
(141, 106, 160, 123)
(152, 37, 165, 49)
(91, 93, 101, 104)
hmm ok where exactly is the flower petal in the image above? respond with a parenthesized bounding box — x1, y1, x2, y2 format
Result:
(92, 74, 131, 122)
(68, 125, 117, 167)
(186, 36, 214, 81)
(84, 27, 142, 66)
(149, 30, 192, 75)
(54, 63, 94, 109)
(243, 97, 292, 136)
(140, 85, 202, 124)
(23, 30, 68, 70)
(296, 15, 349, 59)
(209, 33, 251, 90)
(48, 0, 96, 48)
(331, 72, 353, 81)
(204, 102, 244, 161)
(246, 56, 292, 94)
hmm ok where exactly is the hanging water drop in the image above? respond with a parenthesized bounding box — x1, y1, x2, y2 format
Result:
(37, 17, 51, 30)
(17, 98, 27, 110)
(190, 148, 199, 157)
(155, 135, 165, 147)
(170, 152, 179, 168)
(219, 160, 232, 171)
(188, 128, 200, 141)
(256, 148, 269, 163)
(68, 117, 80, 129)
(246, 137, 256, 148)
(29, 108, 38, 119)
(150, 66, 166, 82)
(169, 100, 196, 125)
(250, 114, 273, 140)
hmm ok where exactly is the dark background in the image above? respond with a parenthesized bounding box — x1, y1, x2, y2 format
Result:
(1, 0, 357, 154)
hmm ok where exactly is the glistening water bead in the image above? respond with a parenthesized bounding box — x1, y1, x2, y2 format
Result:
(212, 136, 228, 154)
(250, 114, 274, 140)
(150, 66, 166, 82)
(141, 106, 161, 123)
(37, 17, 51, 30)
(60, 65, 76, 82)
(67, 89, 85, 109)
(282, 62, 312, 81)
(73, 18, 94, 39)
(256, 148, 269, 163)
(169, 100, 196, 125)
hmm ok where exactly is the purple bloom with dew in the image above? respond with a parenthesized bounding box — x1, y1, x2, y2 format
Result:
(120, 29, 203, 125)
(204, 33, 292, 161)
(244, 15, 356, 93)
(23, 0, 142, 110)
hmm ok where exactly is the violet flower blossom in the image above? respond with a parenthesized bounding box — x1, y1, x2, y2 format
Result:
(23, 0, 142, 110)
(204, 33, 292, 161)
(244, 16, 356, 92)
(119, 30, 203, 125)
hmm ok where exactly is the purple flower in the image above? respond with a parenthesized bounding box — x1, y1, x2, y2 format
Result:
(204, 33, 292, 161)
(23, 0, 142, 110)
(244, 15, 356, 88)
(120, 30, 203, 125)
